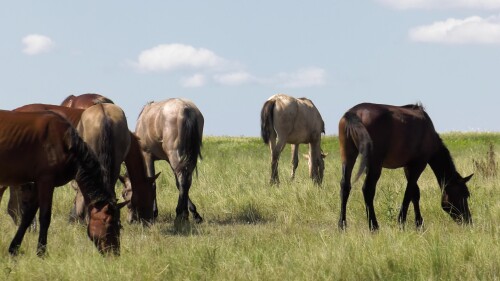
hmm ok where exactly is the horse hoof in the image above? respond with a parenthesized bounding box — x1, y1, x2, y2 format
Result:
(194, 216, 204, 224)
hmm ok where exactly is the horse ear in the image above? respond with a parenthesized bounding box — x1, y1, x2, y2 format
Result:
(116, 200, 130, 210)
(462, 174, 473, 183)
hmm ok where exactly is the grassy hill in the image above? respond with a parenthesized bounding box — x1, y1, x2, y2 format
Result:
(1, 133, 499, 280)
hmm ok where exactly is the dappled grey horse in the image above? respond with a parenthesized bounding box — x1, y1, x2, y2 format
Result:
(135, 98, 204, 226)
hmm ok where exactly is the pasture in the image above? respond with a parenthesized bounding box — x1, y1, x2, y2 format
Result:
(1, 133, 499, 280)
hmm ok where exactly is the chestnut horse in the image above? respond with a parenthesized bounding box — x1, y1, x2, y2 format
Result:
(135, 98, 204, 225)
(338, 103, 473, 231)
(60, 93, 114, 109)
(261, 94, 326, 185)
(0, 110, 124, 256)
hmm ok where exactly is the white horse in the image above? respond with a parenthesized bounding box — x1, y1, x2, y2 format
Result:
(260, 94, 326, 185)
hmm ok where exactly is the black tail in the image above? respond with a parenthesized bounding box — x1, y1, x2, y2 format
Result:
(343, 112, 373, 182)
(260, 99, 275, 144)
(96, 111, 115, 194)
(175, 108, 203, 174)
(64, 127, 110, 204)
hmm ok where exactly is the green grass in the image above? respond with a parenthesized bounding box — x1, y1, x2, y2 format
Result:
(1, 133, 499, 280)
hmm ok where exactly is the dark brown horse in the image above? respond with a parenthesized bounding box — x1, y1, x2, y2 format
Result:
(261, 94, 326, 185)
(135, 98, 204, 226)
(338, 103, 473, 231)
(0, 110, 125, 256)
(60, 93, 114, 109)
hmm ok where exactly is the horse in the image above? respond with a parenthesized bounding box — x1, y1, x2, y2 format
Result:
(119, 133, 159, 224)
(60, 93, 114, 109)
(70, 103, 131, 222)
(135, 98, 204, 226)
(0, 110, 125, 256)
(338, 102, 473, 231)
(61, 97, 159, 224)
(260, 94, 326, 185)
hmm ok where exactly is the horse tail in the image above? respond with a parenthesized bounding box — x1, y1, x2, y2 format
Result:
(63, 126, 109, 202)
(96, 110, 115, 194)
(260, 99, 275, 144)
(343, 112, 373, 182)
(93, 96, 114, 105)
(176, 108, 203, 174)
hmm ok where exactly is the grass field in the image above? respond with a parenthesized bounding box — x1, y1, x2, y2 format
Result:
(0, 133, 499, 280)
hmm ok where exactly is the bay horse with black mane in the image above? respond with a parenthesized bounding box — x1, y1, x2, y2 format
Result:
(338, 103, 473, 231)
(261, 94, 326, 185)
(0, 110, 125, 256)
(134, 98, 204, 226)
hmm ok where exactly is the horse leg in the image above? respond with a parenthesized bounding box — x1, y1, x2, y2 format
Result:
(309, 142, 323, 185)
(173, 171, 190, 227)
(9, 184, 39, 255)
(270, 138, 286, 185)
(338, 133, 357, 230)
(174, 170, 203, 224)
(398, 164, 425, 229)
(35, 182, 55, 256)
(143, 152, 158, 219)
(362, 165, 382, 231)
(290, 144, 299, 180)
(412, 184, 423, 228)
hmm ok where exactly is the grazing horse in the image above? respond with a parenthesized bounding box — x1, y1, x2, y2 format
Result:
(135, 98, 204, 225)
(61, 97, 159, 224)
(338, 103, 473, 231)
(119, 133, 159, 224)
(70, 103, 131, 222)
(60, 93, 114, 109)
(0, 110, 125, 256)
(260, 94, 326, 185)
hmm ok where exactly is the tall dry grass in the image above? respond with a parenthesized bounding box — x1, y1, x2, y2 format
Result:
(0, 133, 498, 280)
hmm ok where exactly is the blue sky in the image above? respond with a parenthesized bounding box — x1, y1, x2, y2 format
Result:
(1, 1, 499, 136)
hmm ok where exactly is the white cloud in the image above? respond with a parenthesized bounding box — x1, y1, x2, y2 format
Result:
(181, 74, 206, 88)
(409, 15, 500, 44)
(135, 43, 227, 72)
(213, 71, 255, 86)
(378, 0, 500, 10)
(22, 34, 54, 55)
(275, 67, 327, 88)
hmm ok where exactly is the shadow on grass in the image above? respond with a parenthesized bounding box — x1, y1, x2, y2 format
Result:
(210, 203, 270, 225)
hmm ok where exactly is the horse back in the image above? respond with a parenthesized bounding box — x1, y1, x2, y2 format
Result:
(0, 110, 77, 186)
(14, 103, 84, 126)
(347, 103, 439, 168)
(271, 94, 324, 144)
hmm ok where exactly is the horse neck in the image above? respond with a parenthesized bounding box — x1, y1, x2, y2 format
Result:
(428, 140, 458, 190)
(124, 134, 149, 184)
(68, 128, 111, 204)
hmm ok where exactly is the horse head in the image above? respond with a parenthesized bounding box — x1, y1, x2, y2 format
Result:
(119, 172, 160, 224)
(441, 173, 473, 225)
(87, 199, 128, 255)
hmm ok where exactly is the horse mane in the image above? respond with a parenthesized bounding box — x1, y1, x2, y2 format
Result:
(65, 127, 112, 204)
(428, 137, 460, 188)
(137, 101, 154, 121)
(401, 102, 425, 111)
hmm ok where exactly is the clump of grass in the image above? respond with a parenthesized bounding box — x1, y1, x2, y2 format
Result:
(473, 143, 498, 178)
